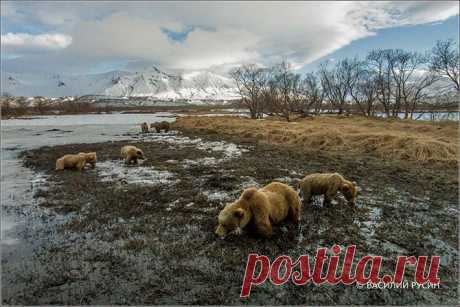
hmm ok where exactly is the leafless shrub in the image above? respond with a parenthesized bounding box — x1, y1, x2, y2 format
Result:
(230, 64, 269, 119)
(429, 39, 459, 93)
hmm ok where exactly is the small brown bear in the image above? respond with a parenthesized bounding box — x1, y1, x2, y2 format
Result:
(121, 145, 145, 165)
(299, 172, 358, 206)
(55, 152, 97, 171)
(215, 182, 301, 238)
(150, 121, 170, 133)
(141, 122, 149, 133)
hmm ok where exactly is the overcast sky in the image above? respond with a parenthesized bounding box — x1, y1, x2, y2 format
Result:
(1, 1, 459, 75)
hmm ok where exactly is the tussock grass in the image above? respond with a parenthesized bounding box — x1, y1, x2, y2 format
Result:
(174, 115, 458, 163)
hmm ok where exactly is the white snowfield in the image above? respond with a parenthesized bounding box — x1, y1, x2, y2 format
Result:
(1, 66, 240, 101)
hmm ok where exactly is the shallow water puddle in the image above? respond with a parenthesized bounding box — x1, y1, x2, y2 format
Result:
(97, 160, 178, 186)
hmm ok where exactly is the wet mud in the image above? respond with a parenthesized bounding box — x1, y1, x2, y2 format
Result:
(2, 128, 458, 305)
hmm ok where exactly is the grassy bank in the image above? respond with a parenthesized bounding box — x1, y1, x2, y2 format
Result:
(173, 115, 458, 163)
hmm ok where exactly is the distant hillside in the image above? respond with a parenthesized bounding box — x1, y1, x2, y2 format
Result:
(1, 66, 240, 101)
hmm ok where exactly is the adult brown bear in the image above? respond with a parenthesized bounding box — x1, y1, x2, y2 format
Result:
(215, 182, 301, 238)
(151, 121, 170, 133)
(141, 122, 149, 133)
(55, 152, 97, 171)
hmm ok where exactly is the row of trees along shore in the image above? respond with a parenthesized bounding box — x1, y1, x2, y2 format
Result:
(0, 96, 100, 118)
(230, 39, 459, 121)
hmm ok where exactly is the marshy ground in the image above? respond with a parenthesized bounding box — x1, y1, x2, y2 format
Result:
(2, 116, 458, 305)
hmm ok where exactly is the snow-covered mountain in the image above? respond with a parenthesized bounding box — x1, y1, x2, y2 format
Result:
(1, 66, 240, 101)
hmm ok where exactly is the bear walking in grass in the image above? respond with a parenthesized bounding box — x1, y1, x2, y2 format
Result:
(215, 182, 301, 238)
(55, 152, 97, 171)
(299, 172, 358, 207)
(121, 145, 145, 165)
(141, 122, 149, 133)
(151, 121, 170, 133)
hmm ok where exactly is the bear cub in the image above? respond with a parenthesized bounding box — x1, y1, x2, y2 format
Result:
(121, 145, 145, 165)
(299, 172, 358, 206)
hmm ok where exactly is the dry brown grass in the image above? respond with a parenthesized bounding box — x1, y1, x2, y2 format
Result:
(174, 115, 458, 163)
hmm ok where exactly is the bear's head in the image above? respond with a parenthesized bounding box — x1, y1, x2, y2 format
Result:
(78, 152, 97, 162)
(340, 180, 358, 205)
(86, 152, 97, 166)
(136, 149, 145, 159)
(215, 187, 256, 238)
(88, 152, 97, 161)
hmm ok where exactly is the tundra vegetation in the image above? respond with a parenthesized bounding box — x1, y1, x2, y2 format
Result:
(229, 39, 459, 121)
(6, 119, 457, 305)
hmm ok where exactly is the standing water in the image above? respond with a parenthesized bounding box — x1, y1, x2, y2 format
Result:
(1, 113, 175, 259)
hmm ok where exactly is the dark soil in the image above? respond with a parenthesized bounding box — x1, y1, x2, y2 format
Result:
(2, 128, 458, 305)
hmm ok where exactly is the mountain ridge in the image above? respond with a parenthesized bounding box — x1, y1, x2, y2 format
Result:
(1, 66, 240, 101)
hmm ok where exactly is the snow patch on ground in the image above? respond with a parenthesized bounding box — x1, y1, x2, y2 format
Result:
(31, 173, 50, 193)
(196, 140, 248, 159)
(428, 236, 458, 267)
(97, 160, 177, 186)
(239, 176, 260, 189)
(136, 132, 249, 168)
(182, 157, 219, 168)
(138, 133, 248, 160)
(201, 190, 232, 202)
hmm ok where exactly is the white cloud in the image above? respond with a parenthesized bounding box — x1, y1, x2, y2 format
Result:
(1, 33, 72, 51)
(64, 12, 260, 70)
(349, 1, 459, 30)
(1, 1, 458, 73)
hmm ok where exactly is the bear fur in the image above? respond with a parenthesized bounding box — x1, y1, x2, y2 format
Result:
(121, 145, 145, 165)
(141, 122, 149, 133)
(55, 152, 97, 171)
(150, 121, 170, 133)
(215, 182, 301, 238)
(299, 172, 358, 206)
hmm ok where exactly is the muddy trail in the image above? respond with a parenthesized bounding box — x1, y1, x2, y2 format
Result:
(3, 128, 458, 305)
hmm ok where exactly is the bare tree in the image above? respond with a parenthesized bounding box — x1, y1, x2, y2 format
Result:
(404, 71, 438, 119)
(0, 94, 13, 118)
(33, 96, 51, 115)
(230, 64, 269, 119)
(381, 49, 421, 117)
(429, 39, 459, 93)
(319, 58, 360, 115)
(367, 50, 393, 117)
(298, 72, 324, 116)
(367, 49, 433, 118)
(14, 97, 30, 116)
(348, 63, 378, 116)
(2, 95, 53, 117)
(264, 61, 302, 121)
